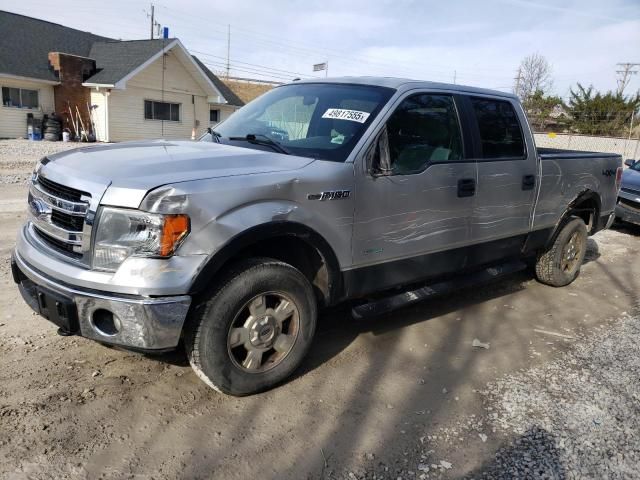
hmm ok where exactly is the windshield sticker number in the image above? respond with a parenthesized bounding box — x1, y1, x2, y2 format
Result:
(322, 108, 370, 123)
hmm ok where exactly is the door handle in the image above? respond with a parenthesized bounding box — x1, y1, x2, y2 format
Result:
(522, 174, 536, 190)
(457, 178, 476, 197)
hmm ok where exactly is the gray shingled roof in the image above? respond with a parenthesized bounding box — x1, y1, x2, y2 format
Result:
(0, 10, 240, 107)
(192, 56, 245, 107)
(85, 39, 174, 85)
(0, 10, 111, 82)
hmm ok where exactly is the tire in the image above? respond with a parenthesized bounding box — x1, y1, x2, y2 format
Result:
(535, 216, 588, 287)
(43, 132, 59, 141)
(185, 257, 317, 396)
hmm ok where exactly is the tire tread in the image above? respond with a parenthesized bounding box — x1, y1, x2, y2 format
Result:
(184, 257, 315, 395)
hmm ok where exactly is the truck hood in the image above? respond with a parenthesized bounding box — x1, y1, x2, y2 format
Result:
(621, 167, 640, 191)
(45, 140, 315, 190)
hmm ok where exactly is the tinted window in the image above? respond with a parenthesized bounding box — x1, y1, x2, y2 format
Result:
(469, 97, 524, 159)
(386, 94, 463, 174)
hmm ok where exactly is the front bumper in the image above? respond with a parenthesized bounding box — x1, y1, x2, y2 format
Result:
(12, 249, 191, 351)
(615, 199, 640, 226)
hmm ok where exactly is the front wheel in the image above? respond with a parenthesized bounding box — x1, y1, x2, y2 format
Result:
(535, 216, 588, 287)
(185, 258, 317, 396)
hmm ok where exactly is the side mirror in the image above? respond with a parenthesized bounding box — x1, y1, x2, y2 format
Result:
(624, 159, 636, 168)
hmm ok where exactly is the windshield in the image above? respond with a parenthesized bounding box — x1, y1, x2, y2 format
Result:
(202, 83, 395, 162)
(631, 160, 640, 172)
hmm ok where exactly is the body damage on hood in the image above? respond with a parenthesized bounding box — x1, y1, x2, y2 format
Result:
(44, 140, 315, 190)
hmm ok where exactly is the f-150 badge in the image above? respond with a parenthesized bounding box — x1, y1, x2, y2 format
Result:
(307, 190, 351, 201)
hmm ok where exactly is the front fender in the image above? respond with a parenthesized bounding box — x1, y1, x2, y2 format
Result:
(188, 220, 343, 300)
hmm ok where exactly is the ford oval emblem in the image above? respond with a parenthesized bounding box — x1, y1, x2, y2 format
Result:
(29, 198, 52, 219)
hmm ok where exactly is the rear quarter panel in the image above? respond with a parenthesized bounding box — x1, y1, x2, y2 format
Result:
(533, 153, 621, 231)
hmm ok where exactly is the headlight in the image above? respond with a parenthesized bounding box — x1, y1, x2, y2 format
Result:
(93, 207, 190, 271)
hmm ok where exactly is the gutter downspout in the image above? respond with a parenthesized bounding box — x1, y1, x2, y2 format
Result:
(104, 89, 110, 143)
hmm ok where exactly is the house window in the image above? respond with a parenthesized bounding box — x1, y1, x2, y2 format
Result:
(2, 87, 39, 108)
(209, 109, 220, 123)
(144, 100, 180, 121)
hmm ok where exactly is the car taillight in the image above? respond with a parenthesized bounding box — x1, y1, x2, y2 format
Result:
(616, 167, 623, 191)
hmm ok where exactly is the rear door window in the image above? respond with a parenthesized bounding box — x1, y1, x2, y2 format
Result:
(469, 97, 525, 159)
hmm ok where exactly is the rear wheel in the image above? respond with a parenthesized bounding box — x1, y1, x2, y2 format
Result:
(535, 216, 588, 287)
(185, 258, 317, 396)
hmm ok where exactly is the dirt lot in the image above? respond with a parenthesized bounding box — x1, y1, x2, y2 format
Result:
(1, 139, 639, 479)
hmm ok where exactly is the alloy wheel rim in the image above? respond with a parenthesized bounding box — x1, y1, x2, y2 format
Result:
(227, 292, 300, 373)
(561, 231, 583, 272)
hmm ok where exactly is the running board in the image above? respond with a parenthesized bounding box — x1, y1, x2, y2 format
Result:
(351, 260, 527, 319)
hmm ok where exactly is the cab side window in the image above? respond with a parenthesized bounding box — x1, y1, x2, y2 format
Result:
(469, 97, 525, 159)
(386, 94, 463, 175)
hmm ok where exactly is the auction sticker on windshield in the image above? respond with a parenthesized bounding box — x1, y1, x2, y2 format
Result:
(322, 108, 370, 123)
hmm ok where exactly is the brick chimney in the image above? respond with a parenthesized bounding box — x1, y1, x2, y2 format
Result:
(48, 52, 96, 136)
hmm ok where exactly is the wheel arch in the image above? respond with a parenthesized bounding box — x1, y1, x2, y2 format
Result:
(540, 189, 601, 251)
(189, 221, 343, 307)
(566, 189, 601, 233)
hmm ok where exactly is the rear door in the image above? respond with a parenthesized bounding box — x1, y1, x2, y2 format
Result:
(461, 96, 538, 263)
(348, 91, 477, 296)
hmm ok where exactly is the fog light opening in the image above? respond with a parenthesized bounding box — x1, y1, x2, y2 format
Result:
(92, 309, 121, 336)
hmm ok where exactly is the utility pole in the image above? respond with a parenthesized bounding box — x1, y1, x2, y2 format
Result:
(453, 70, 456, 84)
(616, 63, 640, 96)
(149, 4, 155, 39)
(147, 3, 161, 40)
(226, 24, 231, 79)
(514, 66, 523, 98)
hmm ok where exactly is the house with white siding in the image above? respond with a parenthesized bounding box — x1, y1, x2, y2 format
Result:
(0, 11, 244, 142)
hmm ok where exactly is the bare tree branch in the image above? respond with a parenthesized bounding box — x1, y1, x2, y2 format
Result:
(515, 53, 553, 101)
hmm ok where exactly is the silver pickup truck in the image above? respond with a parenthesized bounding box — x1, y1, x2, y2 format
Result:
(12, 77, 622, 395)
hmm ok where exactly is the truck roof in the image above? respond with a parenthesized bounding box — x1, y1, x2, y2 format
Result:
(292, 76, 519, 100)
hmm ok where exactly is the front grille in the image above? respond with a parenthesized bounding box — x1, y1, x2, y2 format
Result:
(620, 197, 640, 213)
(33, 228, 83, 259)
(51, 209, 85, 231)
(37, 175, 89, 202)
(621, 186, 640, 196)
(28, 174, 92, 263)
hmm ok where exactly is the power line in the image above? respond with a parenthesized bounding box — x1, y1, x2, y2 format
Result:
(152, 3, 516, 82)
(198, 60, 297, 83)
(191, 50, 321, 79)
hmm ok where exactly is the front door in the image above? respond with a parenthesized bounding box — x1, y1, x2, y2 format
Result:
(348, 92, 477, 297)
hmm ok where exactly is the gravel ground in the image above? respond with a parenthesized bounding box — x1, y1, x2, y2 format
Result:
(332, 312, 640, 480)
(477, 314, 640, 479)
(1, 139, 639, 479)
(0, 139, 82, 184)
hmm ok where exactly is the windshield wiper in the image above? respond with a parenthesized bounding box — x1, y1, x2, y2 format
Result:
(228, 133, 290, 155)
(206, 128, 222, 143)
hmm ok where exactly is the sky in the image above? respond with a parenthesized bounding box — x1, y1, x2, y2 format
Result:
(6, 0, 640, 100)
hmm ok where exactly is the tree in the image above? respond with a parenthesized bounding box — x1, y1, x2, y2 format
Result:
(514, 53, 553, 102)
(567, 83, 640, 136)
(523, 90, 568, 132)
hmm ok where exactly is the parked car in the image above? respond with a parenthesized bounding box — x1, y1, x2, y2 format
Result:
(12, 77, 623, 395)
(616, 159, 640, 225)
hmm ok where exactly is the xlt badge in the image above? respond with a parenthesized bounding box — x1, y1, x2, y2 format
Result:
(307, 190, 351, 201)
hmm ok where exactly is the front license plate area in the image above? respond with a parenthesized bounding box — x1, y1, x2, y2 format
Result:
(35, 286, 79, 333)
